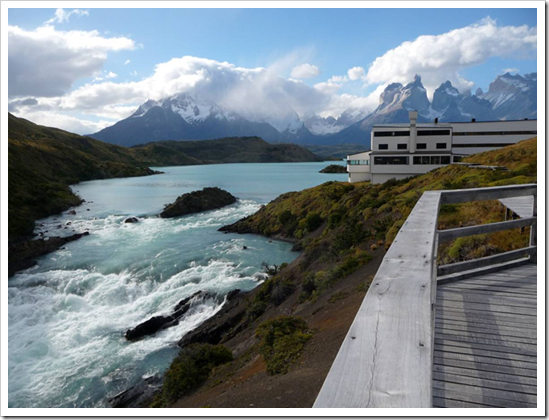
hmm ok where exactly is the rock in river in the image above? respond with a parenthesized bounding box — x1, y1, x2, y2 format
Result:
(159, 187, 237, 218)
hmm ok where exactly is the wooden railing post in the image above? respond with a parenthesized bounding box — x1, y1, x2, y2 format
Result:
(530, 193, 537, 262)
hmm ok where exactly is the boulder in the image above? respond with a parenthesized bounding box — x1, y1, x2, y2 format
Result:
(124, 217, 139, 224)
(160, 187, 237, 218)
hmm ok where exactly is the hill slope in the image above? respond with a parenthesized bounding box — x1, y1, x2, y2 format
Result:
(8, 113, 160, 241)
(131, 137, 321, 165)
(144, 138, 536, 408)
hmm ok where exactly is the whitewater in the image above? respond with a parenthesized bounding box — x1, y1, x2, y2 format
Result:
(8, 162, 346, 408)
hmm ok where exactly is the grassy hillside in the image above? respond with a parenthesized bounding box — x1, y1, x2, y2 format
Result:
(164, 138, 536, 408)
(304, 143, 366, 159)
(8, 114, 161, 241)
(131, 137, 321, 165)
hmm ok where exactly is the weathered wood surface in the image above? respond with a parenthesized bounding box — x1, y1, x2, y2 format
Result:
(438, 217, 536, 242)
(440, 184, 536, 204)
(437, 246, 537, 277)
(313, 192, 441, 408)
(434, 263, 537, 408)
(500, 196, 535, 218)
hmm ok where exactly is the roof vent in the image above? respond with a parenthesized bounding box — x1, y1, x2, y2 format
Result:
(524, 118, 529, 121)
(434, 117, 439, 124)
(471, 118, 476, 122)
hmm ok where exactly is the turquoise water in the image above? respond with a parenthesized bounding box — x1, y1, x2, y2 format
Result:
(8, 162, 346, 408)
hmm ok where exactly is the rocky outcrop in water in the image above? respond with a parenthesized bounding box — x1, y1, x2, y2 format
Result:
(125, 291, 218, 341)
(178, 289, 246, 348)
(319, 164, 347, 173)
(159, 187, 237, 218)
(8, 232, 90, 277)
(124, 217, 139, 223)
(109, 375, 163, 408)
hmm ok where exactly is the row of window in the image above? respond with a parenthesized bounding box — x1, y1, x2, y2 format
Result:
(453, 131, 536, 136)
(378, 143, 448, 150)
(348, 160, 369, 165)
(413, 156, 451, 165)
(373, 130, 451, 137)
(373, 155, 452, 165)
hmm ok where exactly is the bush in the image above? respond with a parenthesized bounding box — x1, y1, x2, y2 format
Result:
(304, 212, 323, 232)
(332, 218, 368, 254)
(255, 316, 312, 375)
(278, 210, 293, 225)
(156, 344, 233, 406)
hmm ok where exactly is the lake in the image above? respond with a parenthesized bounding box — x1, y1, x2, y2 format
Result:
(8, 162, 347, 408)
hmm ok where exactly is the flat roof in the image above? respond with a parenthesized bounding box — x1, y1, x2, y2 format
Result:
(373, 119, 537, 128)
(347, 149, 371, 157)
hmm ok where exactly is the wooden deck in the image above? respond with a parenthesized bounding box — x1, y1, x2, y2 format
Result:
(500, 196, 535, 218)
(433, 263, 537, 408)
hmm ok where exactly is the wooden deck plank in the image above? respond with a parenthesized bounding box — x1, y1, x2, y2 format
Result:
(434, 338, 537, 357)
(434, 344, 536, 363)
(433, 388, 536, 408)
(433, 371, 537, 395)
(435, 320, 537, 338)
(433, 364, 537, 387)
(434, 262, 537, 408)
(433, 380, 537, 404)
(433, 351, 537, 371)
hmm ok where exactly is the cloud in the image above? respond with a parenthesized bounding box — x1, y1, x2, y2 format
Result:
(290, 63, 320, 79)
(8, 25, 136, 98)
(364, 17, 536, 96)
(12, 109, 112, 134)
(347, 66, 365, 81)
(502, 67, 520, 74)
(93, 71, 118, 82)
(130, 70, 138, 76)
(124, 59, 131, 65)
(45, 8, 89, 25)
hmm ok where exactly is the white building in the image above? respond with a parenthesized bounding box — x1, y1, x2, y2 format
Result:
(347, 111, 537, 184)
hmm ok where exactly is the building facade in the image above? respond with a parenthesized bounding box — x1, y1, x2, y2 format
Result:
(347, 111, 536, 184)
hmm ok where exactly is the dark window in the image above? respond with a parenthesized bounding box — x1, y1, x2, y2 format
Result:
(373, 131, 410, 137)
(374, 156, 409, 165)
(413, 156, 430, 165)
(453, 131, 536, 136)
(453, 143, 515, 148)
(416, 143, 427, 150)
(418, 130, 451, 136)
(413, 156, 450, 165)
(397, 143, 407, 150)
(436, 143, 447, 149)
(453, 156, 463, 163)
(378, 144, 388, 150)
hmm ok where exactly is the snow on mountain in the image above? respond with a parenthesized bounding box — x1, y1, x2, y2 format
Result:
(91, 72, 536, 147)
(480, 72, 537, 120)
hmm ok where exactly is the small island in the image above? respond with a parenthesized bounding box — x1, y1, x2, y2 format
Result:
(319, 164, 347, 174)
(160, 187, 237, 218)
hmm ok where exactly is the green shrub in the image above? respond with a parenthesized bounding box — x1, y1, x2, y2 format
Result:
(331, 218, 368, 254)
(156, 344, 233, 406)
(304, 212, 323, 232)
(255, 316, 312, 375)
(278, 210, 293, 225)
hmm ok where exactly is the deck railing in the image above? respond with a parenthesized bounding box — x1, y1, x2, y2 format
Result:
(313, 183, 536, 408)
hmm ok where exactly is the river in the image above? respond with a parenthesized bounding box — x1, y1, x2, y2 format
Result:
(8, 162, 346, 408)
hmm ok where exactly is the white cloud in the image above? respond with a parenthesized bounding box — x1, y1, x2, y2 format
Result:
(290, 63, 320, 79)
(12, 110, 112, 134)
(124, 59, 131, 65)
(45, 8, 89, 25)
(364, 17, 536, 96)
(502, 67, 519, 74)
(347, 66, 365, 81)
(93, 71, 118, 82)
(8, 25, 136, 98)
(130, 70, 138, 76)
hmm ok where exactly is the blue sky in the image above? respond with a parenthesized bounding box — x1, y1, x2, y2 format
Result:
(7, 7, 538, 133)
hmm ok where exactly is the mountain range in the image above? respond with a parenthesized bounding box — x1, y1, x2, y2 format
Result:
(90, 72, 537, 147)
